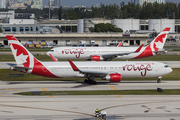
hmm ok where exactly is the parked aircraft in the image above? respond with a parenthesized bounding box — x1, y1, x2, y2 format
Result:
(6, 35, 172, 84)
(47, 27, 170, 61)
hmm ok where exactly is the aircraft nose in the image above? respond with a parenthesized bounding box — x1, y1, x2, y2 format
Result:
(168, 67, 173, 74)
(170, 68, 173, 73)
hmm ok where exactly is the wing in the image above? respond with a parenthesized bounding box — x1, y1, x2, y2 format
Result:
(90, 44, 144, 61)
(68, 60, 108, 77)
(153, 49, 167, 55)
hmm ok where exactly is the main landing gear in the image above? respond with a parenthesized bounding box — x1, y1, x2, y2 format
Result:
(84, 77, 97, 85)
(157, 76, 162, 83)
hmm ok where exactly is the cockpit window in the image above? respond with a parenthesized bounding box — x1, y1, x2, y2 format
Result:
(164, 65, 169, 68)
(49, 50, 54, 52)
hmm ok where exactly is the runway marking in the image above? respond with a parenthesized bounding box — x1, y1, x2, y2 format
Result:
(41, 87, 47, 91)
(50, 96, 54, 97)
(0, 103, 93, 117)
(1, 110, 13, 113)
(99, 99, 180, 112)
(118, 95, 122, 97)
(110, 86, 117, 90)
(156, 106, 166, 109)
(5, 88, 23, 92)
(144, 109, 150, 113)
(0, 92, 9, 94)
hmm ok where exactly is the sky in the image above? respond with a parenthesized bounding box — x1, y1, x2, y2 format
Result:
(60, 0, 180, 7)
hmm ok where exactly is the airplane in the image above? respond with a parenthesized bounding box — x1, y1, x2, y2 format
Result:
(6, 35, 172, 84)
(47, 27, 170, 61)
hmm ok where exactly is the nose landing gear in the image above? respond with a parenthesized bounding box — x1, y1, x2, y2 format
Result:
(157, 76, 162, 83)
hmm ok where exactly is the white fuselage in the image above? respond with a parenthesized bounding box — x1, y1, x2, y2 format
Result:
(47, 47, 148, 60)
(35, 61, 172, 79)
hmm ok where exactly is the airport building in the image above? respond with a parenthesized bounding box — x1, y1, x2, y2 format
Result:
(0, 0, 6, 9)
(133, 0, 165, 5)
(31, 0, 43, 9)
(0, 13, 180, 47)
(77, 18, 176, 33)
(0, 11, 15, 19)
(0, 33, 148, 46)
(0, 19, 40, 36)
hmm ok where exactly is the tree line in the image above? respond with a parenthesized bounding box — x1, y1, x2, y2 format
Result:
(61, 2, 180, 20)
(0, 2, 179, 20)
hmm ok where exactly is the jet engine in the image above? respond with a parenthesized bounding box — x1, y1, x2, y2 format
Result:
(102, 73, 121, 82)
(87, 55, 104, 61)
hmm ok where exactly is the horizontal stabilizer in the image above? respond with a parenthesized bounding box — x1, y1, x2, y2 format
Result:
(6, 63, 32, 70)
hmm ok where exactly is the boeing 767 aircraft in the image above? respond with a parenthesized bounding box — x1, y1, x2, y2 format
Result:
(6, 35, 172, 84)
(47, 27, 170, 61)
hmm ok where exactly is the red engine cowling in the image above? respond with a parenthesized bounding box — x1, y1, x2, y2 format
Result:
(104, 73, 121, 82)
(91, 55, 103, 61)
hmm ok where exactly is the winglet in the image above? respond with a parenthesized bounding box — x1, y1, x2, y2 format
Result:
(68, 60, 80, 71)
(49, 54, 58, 62)
(6, 35, 18, 41)
(163, 27, 170, 32)
(135, 44, 144, 52)
(117, 42, 122, 47)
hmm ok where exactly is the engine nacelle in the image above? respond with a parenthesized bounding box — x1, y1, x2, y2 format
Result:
(102, 73, 121, 82)
(87, 55, 104, 61)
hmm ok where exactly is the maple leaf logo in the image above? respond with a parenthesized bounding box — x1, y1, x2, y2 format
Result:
(153, 34, 167, 51)
(11, 44, 29, 67)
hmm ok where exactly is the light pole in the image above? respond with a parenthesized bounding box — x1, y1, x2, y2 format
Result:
(65, 22, 66, 32)
(49, 0, 51, 19)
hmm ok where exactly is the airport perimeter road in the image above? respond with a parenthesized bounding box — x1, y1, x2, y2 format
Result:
(0, 95, 180, 120)
(1, 61, 180, 69)
(1, 81, 180, 95)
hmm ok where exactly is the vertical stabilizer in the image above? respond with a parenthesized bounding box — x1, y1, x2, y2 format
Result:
(150, 27, 170, 51)
(6, 35, 38, 69)
(134, 27, 170, 59)
(6, 35, 58, 78)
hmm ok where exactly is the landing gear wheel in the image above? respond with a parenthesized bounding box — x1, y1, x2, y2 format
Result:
(88, 80, 97, 85)
(157, 79, 161, 83)
(84, 79, 88, 83)
(92, 81, 97, 85)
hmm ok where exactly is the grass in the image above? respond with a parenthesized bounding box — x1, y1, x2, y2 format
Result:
(164, 46, 180, 51)
(0, 54, 180, 61)
(17, 89, 180, 96)
(0, 68, 180, 81)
